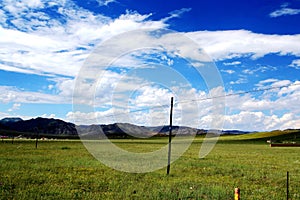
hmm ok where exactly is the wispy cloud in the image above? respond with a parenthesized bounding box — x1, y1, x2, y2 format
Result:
(96, 0, 117, 6)
(223, 61, 241, 66)
(255, 78, 278, 87)
(255, 79, 292, 90)
(229, 77, 248, 85)
(187, 30, 300, 60)
(269, 3, 300, 18)
(289, 59, 300, 69)
(242, 65, 277, 75)
(8, 103, 21, 112)
(221, 69, 235, 74)
(162, 8, 192, 22)
(0, 86, 66, 104)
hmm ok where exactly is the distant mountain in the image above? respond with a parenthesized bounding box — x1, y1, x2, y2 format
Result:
(221, 130, 251, 135)
(0, 117, 77, 137)
(0, 117, 23, 131)
(0, 117, 23, 124)
(77, 123, 154, 139)
(148, 125, 207, 135)
(0, 117, 252, 138)
(103, 123, 154, 138)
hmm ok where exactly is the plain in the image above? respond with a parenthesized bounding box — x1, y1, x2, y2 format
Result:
(1, 137, 300, 199)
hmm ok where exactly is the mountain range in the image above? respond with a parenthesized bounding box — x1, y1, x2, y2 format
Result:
(0, 117, 250, 139)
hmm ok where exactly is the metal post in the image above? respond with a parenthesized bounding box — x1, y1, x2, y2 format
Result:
(167, 97, 174, 175)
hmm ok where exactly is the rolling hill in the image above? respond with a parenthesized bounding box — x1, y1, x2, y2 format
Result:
(0, 117, 299, 141)
(222, 129, 300, 142)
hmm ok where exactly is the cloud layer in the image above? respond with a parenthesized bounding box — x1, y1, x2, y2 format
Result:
(0, 0, 300, 131)
(187, 30, 300, 60)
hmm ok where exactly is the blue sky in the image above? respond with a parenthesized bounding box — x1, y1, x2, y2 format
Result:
(1, 0, 300, 131)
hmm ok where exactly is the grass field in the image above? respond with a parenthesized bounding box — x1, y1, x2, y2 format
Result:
(221, 129, 300, 141)
(1, 136, 300, 199)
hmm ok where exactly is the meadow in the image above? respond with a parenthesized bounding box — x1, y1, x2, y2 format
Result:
(1, 137, 300, 199)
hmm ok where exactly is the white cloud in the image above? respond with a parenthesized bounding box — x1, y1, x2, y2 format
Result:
(0, 9, 6, 24)
(2, 0, 44, 17)
(186, 30, 300, 60)
(276, 81, 300, 97)
(216, 79, 300, 131)
(1, 78, 297, 131)
(130, 86, 172, 108)
(269, 3, 300, 18)
(223, 61, 241, 66)
(66, 109, 116, 125)
(1, 1, 300, 131)
(257, 78, 278, 84)
(222, 111, 300, 131)
(270, 8, 300, 17)
(0, 112, 10, 119)
(270, 80, 291, 88)
(0, 86, 65, 104)
(96, 0, 116, 6)
(0, 1, 166, 77)
(53, 78, 75, 98)
(48, 84, 54, 90)
(229, 76, 248, 85)
(71, 69, 225, 128)
(289, 59, 300, 69)
(242, 65, 277, 75)
(41, 113, 56, 118)
(68, 85, 220, 128)
(221, 70, 235, 74)
(1, 1, 300, 78)
(162, 8, 192, 22)
(255, 79, 294, 95)
(8, 103, 21, 112)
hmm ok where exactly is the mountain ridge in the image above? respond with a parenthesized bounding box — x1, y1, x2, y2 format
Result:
(0, 117, 252, 138)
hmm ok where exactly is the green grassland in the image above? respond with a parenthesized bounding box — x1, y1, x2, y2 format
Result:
(221, 129, 300, 142)
(1, 132, 300, 199)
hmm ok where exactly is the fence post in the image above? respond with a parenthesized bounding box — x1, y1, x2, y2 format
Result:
(287, 171, 289, 200)
(234, 188, 240, 200)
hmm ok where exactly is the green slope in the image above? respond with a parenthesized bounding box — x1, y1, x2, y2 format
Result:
(221, 129, 300, 141)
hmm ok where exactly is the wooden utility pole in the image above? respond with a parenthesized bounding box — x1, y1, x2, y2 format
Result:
(167, 97, 174, 175)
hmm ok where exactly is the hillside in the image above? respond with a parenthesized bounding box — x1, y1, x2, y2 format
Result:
(0, 117, 77, 138)
(0, 117, 216, 138)
(222, 129, 300, 142)
(1, 117, 298, 140)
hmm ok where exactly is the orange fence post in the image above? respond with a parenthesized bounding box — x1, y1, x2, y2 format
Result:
(234, 188, 240, 200)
